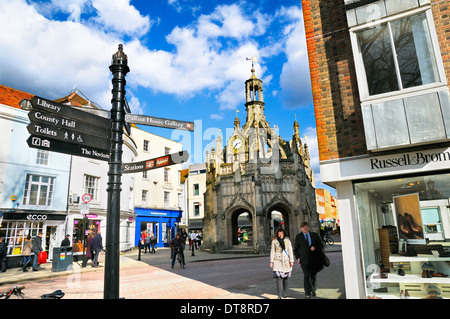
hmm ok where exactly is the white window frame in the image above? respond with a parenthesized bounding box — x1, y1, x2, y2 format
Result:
(22, 174, 55, 207)
(36, 149, 49, 165)
(350, 6, 447, 106)
(84, 174, 99, 202)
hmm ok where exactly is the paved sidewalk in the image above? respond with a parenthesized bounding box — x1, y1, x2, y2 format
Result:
(0, 236, 342, 288)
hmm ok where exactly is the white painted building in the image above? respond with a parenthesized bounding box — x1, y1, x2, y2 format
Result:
(131, 125, 184, 247)
(59, 91, 138, 254)
(185, 163, 207, 231)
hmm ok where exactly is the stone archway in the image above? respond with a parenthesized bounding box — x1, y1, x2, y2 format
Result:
(264, 198, 296, 246)
(230, 208, 253, 246)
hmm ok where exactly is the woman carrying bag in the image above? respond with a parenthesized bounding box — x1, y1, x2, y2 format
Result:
(270, 227, 294, 299)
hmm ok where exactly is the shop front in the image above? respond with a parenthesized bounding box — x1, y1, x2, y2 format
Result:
(322, 147, 450, 299)
(0, 211, 67, 268)
(135, 207, 182, 248)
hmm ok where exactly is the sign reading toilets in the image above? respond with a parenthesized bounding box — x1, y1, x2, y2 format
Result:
(393, 193, 425, 244)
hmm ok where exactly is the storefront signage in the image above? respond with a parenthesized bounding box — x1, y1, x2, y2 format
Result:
(2, 212, 67, 221)
(370, 150, 450, 170)
(27, 214, 48, 220)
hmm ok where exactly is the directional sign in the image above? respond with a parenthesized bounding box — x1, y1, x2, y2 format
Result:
(27, 135, 110, 162)
(30, 96, 110, 128)
(125, 113, 194, 131)
(122, 151, 189, 174)
(27, 122, 110, 151)
(28, 109, 110, 139)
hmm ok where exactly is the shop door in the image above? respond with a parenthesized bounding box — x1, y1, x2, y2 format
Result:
(45, 226, 57, 261)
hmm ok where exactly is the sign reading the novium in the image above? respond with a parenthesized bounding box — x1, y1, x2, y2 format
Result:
(370, 151, 450, 170)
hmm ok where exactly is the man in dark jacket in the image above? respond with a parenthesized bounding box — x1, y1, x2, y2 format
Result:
(170, 233, 185, 268)
(61, 234, 71, 247)
(294, 221, 324, 299)
(32, 232, 43, 271)
(92, 231, 103, 267)
(0, 237, 7, 272)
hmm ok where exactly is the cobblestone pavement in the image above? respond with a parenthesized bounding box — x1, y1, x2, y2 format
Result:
(0, 236, 345, 300)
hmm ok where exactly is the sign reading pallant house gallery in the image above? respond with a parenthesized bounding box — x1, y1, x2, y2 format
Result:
(370, 150, 450, 170)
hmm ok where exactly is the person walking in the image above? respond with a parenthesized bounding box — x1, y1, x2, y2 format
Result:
(92, 231, 103, 267)
(270, 227, 294, 299)
(294, 221, 324, 299)
(31, 232, 43, 271)
(81, 232, 94, 268)
(22, 235, 33, 272)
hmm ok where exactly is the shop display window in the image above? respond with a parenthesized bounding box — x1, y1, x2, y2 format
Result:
(72, 218, 100, 252)
(0, 221, 43, 256)
(355, 172, 450, 299)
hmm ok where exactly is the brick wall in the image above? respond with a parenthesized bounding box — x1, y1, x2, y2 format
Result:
(302, 0, 450, 161)
(432, 0, 450, 83)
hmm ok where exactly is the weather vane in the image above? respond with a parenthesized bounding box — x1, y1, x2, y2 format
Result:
(246, 56, 257, 70)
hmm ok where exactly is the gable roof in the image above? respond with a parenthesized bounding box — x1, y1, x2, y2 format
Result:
(0, 84, 34, 109)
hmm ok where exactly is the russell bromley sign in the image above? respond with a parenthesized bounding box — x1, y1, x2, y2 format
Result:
(370, 150, 450, 170)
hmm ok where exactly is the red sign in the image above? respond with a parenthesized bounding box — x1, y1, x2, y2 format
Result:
(156, 156, 169, 167)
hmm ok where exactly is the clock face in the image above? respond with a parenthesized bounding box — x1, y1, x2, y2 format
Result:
(231, 136, 244, 152)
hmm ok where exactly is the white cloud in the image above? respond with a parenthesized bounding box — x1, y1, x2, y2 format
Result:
(91, 0, 152, 37)
(0, 1, 305, 115)
(277, 6, 313, 109)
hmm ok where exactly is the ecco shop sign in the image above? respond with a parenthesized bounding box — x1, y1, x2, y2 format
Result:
(370, 151, 450, 170)
(27, 214, 48, 220)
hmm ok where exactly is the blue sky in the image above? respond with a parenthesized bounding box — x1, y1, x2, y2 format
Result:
(0, 0, 334, 194)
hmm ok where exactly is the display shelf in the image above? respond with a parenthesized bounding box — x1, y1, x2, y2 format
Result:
(370, 273, 450, 284)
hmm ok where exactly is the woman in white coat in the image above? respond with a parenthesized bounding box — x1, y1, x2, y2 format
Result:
(270, 227, 294, 299)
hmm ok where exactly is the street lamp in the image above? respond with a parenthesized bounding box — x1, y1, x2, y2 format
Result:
(104, 44, 130, 299)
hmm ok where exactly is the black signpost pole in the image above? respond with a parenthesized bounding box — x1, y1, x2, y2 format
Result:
(104, 44, 129, 299)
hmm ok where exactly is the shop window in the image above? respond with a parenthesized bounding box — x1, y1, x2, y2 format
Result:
(354, 10, 442, 99)
(73, 218, 100, 247)
(23, 174, 55, 207)
(354, 172, 450, 298)
(0, 221, 43, 256)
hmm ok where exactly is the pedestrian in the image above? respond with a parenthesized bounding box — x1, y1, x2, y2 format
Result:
(31, 232, 43, 271)
(294, 221, 324, 299)
(81, 231, 94, 268)
(22, 235, 33, 272)
(143, 229, 151, 253)
(190, 231, 197, 256)
(270, 227, 294, 299)
(150, 234, 157, 253)
(60, 234, 71, 247)
(0, 237, 7, 272)
(92, 231, 103, 267)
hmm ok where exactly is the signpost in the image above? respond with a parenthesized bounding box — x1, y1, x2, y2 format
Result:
(125, 113, 194, 131)
(122, 151, 189, 174)
(23, 44, 193, 299)
(26, 135, 110, 161)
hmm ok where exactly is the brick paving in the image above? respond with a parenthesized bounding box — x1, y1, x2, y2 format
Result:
(0, 236, 345, 299)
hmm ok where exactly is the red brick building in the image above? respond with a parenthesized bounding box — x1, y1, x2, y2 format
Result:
(302, 0, 450, 299)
